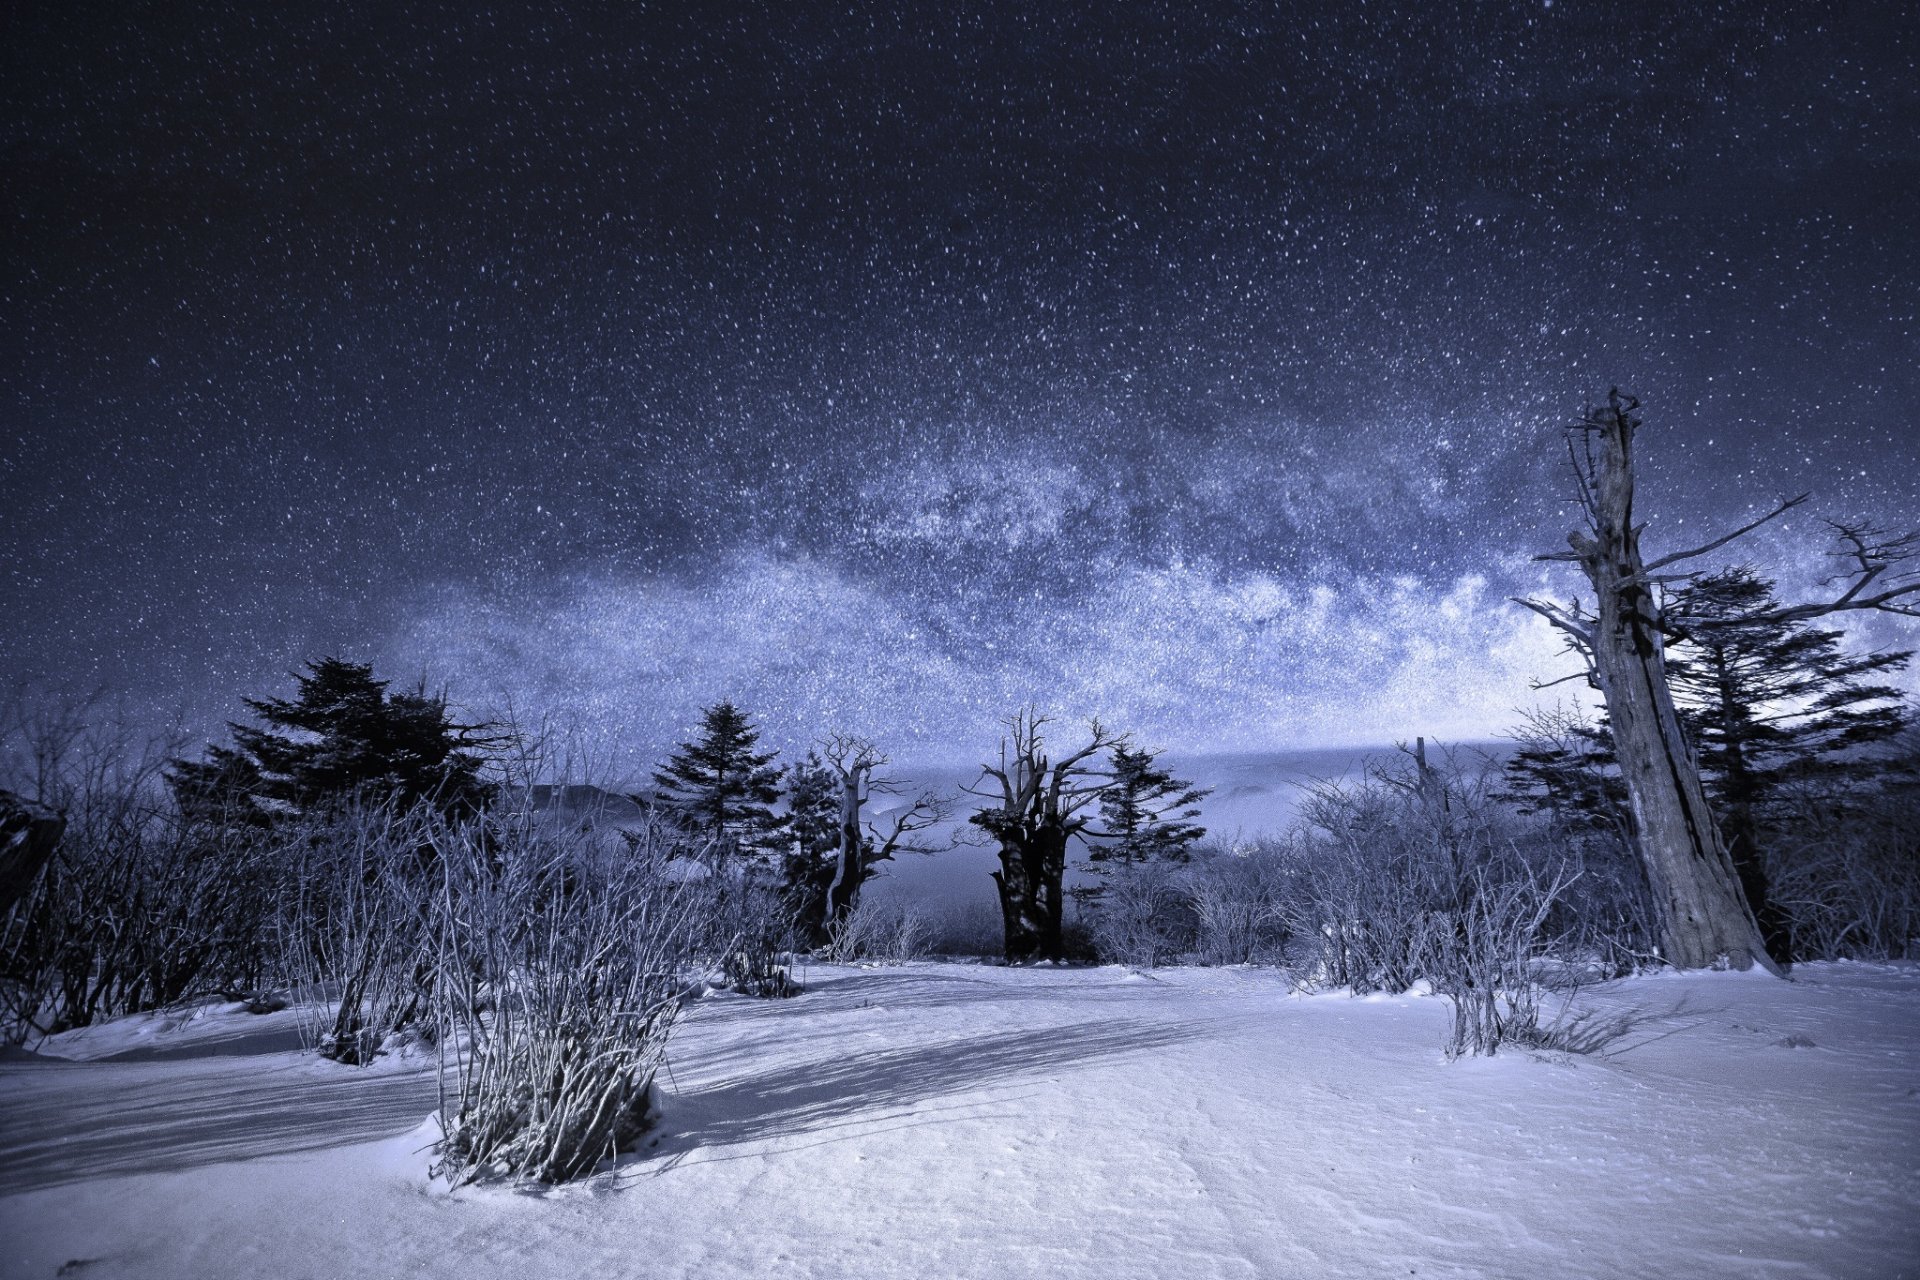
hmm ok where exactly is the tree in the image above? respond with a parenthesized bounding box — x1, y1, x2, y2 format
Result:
(1500, 705, 1628, 842)
(1664, 567, 1913, 958)
(816, 734, 949, 932)
(1517, 391, 1920, 972)
(780, 752, 841, 942)
(966, 712, 1124, 962)
(649, 701, 786, 863)
(170, 658, 494, 821)
(1088, 745, 1210, 872)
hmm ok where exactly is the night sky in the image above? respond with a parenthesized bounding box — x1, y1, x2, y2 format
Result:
(5, 1, 1917, 770)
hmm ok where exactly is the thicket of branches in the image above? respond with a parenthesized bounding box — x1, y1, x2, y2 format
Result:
(1079, 751, 1656, 1056)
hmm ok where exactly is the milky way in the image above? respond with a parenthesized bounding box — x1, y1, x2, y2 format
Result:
(5, 2, 1917, 771)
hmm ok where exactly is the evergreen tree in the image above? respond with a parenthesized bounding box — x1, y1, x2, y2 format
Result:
(170, 658, 493, 821)
(1664, 568, 1913, 957)
(650, 701, 787, 861)
(1668, 568, 1913, 804)
(779, 752, 842, 942)
(1088, 745, 1211, 871)
(1499, 705, 1627, 841)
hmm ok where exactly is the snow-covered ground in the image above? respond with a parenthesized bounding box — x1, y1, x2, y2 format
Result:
(3, 962, 1917, 1280)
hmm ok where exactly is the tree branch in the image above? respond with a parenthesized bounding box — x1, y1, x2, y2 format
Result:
(1634, 493, 1810, 577)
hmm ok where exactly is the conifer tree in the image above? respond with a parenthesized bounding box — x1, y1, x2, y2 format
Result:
(170, 657, 493, 820)
(650, 701, 786, 861)
(1089, 745, 1211, 871)
(780, 751, 841, 939)
(1664, 567, 1913, 957)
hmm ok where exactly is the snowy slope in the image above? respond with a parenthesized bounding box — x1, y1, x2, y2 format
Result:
(3, 962, 1917, 1280)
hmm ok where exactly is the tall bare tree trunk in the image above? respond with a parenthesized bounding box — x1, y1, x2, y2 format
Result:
(1536, 394, 1778, 972)
(968, 713, 1119, 964)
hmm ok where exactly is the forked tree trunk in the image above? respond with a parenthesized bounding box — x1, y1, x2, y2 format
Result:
(1564, 399, 1778, 973)
(991, 824, 1068, 963)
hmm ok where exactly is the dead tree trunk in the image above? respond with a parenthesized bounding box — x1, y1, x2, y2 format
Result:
(1520, 393, 1765, 970)
(824, 762, 867, 927)
(1518, 391, 1920, 973)
(819, 735, 949, 931)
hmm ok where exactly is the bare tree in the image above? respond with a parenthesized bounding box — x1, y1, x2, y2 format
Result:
(1517, 391, 1920, 972)
(965, 712, 1124, 962)
(818, 733, 950, 929)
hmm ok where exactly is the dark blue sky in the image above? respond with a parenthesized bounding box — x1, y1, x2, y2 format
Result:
(5, 1, 1917, 769)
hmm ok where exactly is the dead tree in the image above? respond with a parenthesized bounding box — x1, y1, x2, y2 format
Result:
(1517, 391, 1920, 972)
(966, 712, 1124, 962)
(819, 734, 949, 928)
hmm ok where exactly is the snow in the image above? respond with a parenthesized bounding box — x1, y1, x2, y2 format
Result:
(4, 962, 1918, 1280)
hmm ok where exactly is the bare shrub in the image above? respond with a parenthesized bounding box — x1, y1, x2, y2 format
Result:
(430, 819, 706, 1186)
(922, 896, 1004, 957)
(1425, 862, 1578, 1059)
(699, 872, 800, 997)
(278, 803, 439, 1064)
(1766, 785, 1920, 960)
(1185, 843, 1294, 966)
(0, 699, 277, 1041)
(1080, 859, 1194, 967)
(1268, 753, 1602, 1056)
(821, 895, 930, 964)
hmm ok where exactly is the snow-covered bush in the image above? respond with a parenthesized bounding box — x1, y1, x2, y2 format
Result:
(430, 820, 707, 1186)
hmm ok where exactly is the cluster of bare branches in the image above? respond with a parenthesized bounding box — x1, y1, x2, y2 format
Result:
(429, 818, 709, 1186)
(1, 696, 280, 1040)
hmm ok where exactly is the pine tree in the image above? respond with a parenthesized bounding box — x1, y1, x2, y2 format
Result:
(170, 657, 493, 820)
(1664, 568, 1913, 957)
(650, 701, 787, 862)
(1089, 745, 1211, 871)
(780, 751, 842, 940)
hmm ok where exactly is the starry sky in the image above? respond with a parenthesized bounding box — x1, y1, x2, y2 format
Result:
(5, 1, 1917, 771)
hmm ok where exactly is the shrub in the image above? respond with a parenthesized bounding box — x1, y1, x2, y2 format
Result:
(430, 820, 706, 1186)
(821, 895, 930, 964)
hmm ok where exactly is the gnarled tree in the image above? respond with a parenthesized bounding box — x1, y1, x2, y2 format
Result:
(1518, 391, 1919, 972)
(967, 712, 1123, 962)
(818, 734, 949, 930)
